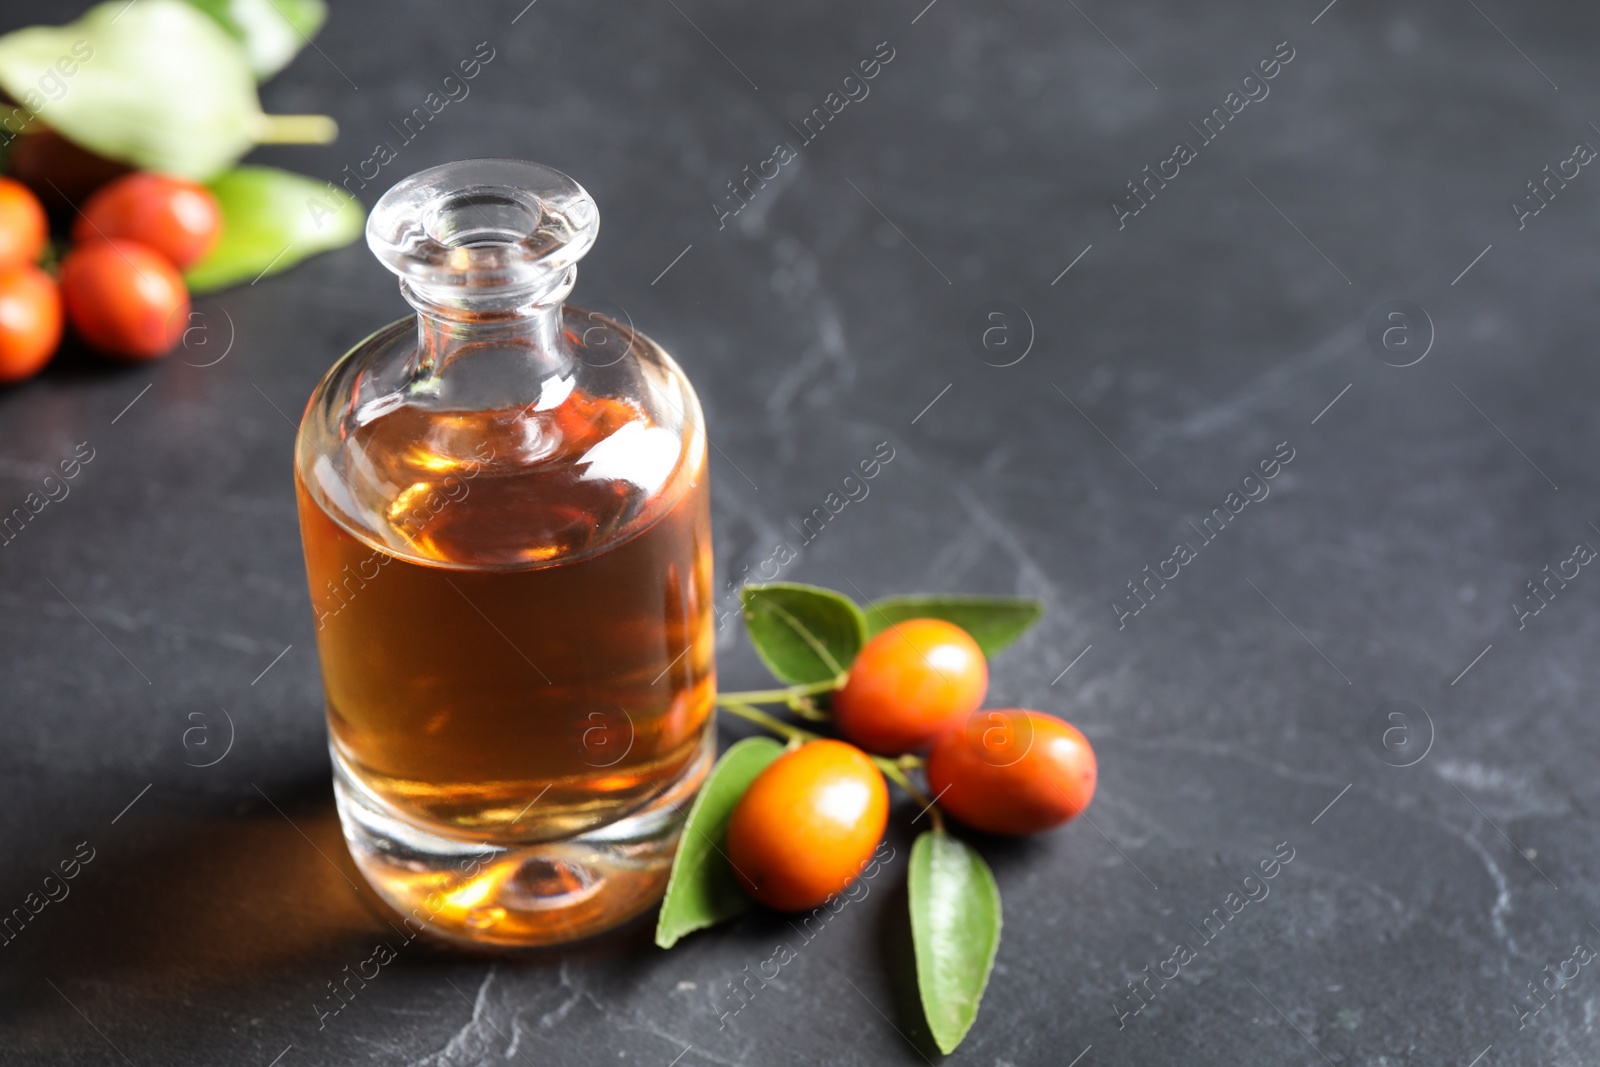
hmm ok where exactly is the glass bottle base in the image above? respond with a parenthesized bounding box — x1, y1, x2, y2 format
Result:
(332, 735, 713, 949)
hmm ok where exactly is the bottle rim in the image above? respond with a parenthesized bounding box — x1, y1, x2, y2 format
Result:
(366, 158, 599, 303)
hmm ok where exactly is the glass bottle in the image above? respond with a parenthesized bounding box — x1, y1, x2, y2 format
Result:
(294, 159, 715, 947)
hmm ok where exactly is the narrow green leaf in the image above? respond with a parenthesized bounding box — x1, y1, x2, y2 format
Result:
(181, 0, 328, 79)
(864, 595, 1044, 655)
(740, 582, 867, 686)
(185, 166, 362, 293)
(909, 830, 1002, 1054)
(655, 736, 784, 948)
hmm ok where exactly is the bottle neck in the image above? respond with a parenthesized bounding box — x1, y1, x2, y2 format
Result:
(403, 270, 575, 379)
(365, 159, 599, 381)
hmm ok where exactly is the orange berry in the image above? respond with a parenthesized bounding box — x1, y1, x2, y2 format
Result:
(60, 239, 188, 361)
(926, 710, 1096, 835)
(0, 266, 61, 383)
(833, 619, 988, 755)
(74, 173, 221, 270)
(0, 177, 48, 273)
(726, 740, 888, 911)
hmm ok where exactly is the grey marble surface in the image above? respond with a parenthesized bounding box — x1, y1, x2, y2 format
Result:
(3, 0, 1599, 1063)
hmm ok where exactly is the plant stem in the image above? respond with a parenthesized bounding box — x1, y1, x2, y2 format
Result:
(715, 677, 843, 707)
(787, 697, 831, 723)
(878, 762, 943, 833)
(717, 702, 940, 829)
(718, 700, 816, 744)
(253, 114, 339, 144)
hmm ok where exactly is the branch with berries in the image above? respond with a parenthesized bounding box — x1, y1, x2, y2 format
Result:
(656, 583, 1097, 1055)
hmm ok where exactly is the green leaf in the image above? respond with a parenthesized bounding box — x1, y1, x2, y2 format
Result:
(0, 0, 334, 180)
(184, 166, 362, 292)
(864, 595, 1044, 655)
(740, 582, 867, 686)
(909, 830, 1002, 1055)
(655, 736, 785, 949)
(181, 0, 328, 79)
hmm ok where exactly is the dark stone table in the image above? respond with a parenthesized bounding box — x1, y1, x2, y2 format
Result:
(3, 0, 1598, 1063)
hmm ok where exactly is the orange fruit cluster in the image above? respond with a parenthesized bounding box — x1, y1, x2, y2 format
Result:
(0, 171, 220, 383)
(726, 619, 1096, 911)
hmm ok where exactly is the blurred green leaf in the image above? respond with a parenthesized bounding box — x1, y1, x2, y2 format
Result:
(909, 829, 1002, 1054)
(655, 737, 784, 948)
(185, 166, 361, 292)
(0, 0, 334, 180)
(181, 0, 328, 79)
(740, 582, 866, 686)
(864, 595, 1044, 655)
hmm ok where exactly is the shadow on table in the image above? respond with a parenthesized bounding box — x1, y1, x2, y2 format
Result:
(0, 769, 649, 1049)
